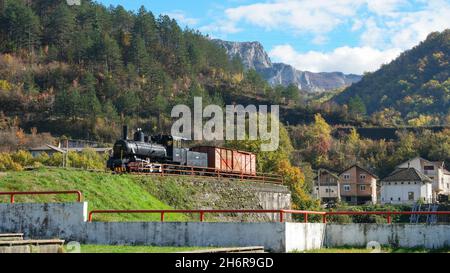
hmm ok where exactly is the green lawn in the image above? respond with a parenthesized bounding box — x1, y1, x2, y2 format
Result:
(0, 168, 188, 222)
(69, 245, 212, 253)
(299, 247, 450, 253)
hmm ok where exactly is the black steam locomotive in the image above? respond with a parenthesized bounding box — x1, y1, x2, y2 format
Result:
(107, 126, 208, 172)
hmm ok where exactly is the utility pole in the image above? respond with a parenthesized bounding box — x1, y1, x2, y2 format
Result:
(65, 139, 69, 168)
(317, 169, 321, 202)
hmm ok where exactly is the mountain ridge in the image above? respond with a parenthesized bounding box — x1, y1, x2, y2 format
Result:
(213, 39, 362, 92)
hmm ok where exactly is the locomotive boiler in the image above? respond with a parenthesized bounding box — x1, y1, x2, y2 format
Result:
(107, 126, 208, 172)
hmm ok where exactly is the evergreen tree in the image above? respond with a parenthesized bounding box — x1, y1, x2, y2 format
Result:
(348, 95, 367, 117)
(0, 0, 40, 52)
(43, 3, 75, 60)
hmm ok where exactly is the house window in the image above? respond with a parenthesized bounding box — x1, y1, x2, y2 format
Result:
(390, 197, 393, 201)
(360, 185, 366, 191)
(398, 197, 401, 201)
(360, 174, 366, 180)
(344, 185, 351, 191)
(408, 192, 414, 201)
(424, 166, 435, 171)
(343, 174, 350, 180)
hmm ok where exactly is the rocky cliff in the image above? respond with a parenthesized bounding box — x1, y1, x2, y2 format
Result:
(214, 39, 362, 92)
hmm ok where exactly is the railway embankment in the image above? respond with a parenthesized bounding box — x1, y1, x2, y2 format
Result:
(0, 168, 291, 222)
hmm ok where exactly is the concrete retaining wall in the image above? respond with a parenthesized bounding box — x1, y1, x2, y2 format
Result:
(285, 223, 325, 252)
(0, 202, 87, 241)
(325, 224, 450, 249)
(85, 222, 287, 252)
(1, 202, 450, 252)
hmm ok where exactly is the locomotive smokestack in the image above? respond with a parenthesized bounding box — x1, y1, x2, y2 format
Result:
(122, 125, 128, 140)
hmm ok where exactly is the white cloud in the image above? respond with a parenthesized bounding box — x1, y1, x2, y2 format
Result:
(365, 0, 406, 15)
(201, 0, 450, 74)
(199, 20, 242, 37)
(269, 44, 402, 74)
(165, 10, 199, 27)
(387, 1, 450, 49)
(357, 0, 450, 50)
(222, 0, 363, 34)
(204, 0, 449, 51)
(360, 17, 387, 48)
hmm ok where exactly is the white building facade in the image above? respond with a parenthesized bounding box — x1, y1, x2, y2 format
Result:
(380, 168, 433, 205)
(397, 157, 450, 200)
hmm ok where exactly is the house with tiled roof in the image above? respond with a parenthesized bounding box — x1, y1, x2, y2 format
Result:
(313, 169, 341, 204)
(380, 168, 433, 204)
(339, 164, 378, 205)
(397, 157, 450, 201)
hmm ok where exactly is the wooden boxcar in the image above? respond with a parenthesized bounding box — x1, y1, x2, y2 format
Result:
(190, 146, 257, 176)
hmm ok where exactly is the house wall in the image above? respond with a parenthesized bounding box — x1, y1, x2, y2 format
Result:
(444, 173, 450, 195)
(315, 185, 339, 200)
(314, 172, 340, 201)
(398, 158, 449, 196)
(380, 182, 432, 204)
(340, 166, 377, 204)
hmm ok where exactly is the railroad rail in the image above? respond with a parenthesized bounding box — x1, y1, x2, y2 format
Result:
(125, 163, 284, 184)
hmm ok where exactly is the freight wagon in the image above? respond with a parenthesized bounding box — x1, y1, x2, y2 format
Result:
(190, 146, 257, 176)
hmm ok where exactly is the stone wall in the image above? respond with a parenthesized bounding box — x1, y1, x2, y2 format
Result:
(142, 176, 292, 221)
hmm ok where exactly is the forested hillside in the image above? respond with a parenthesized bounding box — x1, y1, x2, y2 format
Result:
(334, 30, 450, 125)
(0, 0, 308, 141)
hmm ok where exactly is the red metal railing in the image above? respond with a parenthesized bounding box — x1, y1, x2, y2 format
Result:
(2, 190, 449, 225)
(87, 209, 326, 222)
(322, 211, 450, 224)
(0, 191, 83, 203)
(88, 209, 450, 224)
(126, 163, 283, 184)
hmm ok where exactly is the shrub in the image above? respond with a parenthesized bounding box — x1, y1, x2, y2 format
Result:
(46, 153, 64, 167)
(11, 150, 33, 166)
(0, 152, 23, 171)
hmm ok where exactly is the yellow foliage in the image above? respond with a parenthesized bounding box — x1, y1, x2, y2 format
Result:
(231, 73, 244, 83)
(0, 79, 12, 91)
(11, 150, 33, 166)
(276, 159, 319, 210)
(407, 115, 435, 126)
(0, 153, 23, 171)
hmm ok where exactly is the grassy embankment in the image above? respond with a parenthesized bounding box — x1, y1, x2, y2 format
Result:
(0, 168, 192, 222)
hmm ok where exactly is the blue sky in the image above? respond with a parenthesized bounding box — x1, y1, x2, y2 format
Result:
(97, 0, 450, 74)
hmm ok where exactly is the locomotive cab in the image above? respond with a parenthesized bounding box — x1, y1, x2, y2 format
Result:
(151, 135, 185, 163)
